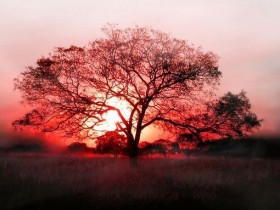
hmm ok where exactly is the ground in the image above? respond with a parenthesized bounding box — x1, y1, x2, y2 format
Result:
(0, 153, 279, 210)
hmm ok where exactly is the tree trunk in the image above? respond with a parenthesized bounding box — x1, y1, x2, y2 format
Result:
(127, 138, 139, 166)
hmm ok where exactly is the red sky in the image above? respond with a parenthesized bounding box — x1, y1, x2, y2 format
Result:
(0, 0, 279, 139)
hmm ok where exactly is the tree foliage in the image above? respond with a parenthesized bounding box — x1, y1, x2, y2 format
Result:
(177, 91, 261, 144)
(13, 25, 261, 157)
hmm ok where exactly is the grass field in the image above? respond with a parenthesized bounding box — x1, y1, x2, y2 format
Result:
(0, 153, 279, 210)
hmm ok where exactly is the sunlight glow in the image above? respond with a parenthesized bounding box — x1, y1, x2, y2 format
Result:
(91, 97, 131, 132)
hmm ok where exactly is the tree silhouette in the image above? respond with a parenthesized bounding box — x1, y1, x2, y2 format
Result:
(177, 91, 261, 145)
(13, 25, 260, 160)
(95, 131, 126, 157)
(139, 139, 180, 157)
(67, 142, 91, 153)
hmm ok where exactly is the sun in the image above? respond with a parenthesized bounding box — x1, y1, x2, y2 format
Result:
(95, 97, 131, 131)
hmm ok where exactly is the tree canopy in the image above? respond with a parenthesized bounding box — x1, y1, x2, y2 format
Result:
(13, 25, 261, 158)
(177, 91, 261, 144)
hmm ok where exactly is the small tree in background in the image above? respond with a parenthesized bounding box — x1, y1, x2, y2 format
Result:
(67, 142, 91, 153)
(177, 91, 261, 146)
(95, 131, 126, 157)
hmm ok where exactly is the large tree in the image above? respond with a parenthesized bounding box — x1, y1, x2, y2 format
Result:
(13, 25, 260, 159)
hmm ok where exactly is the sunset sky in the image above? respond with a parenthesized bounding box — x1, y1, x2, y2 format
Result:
(0, 0, 279, 138)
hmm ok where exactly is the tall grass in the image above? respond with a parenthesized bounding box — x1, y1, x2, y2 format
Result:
(0, 154, 279, 210)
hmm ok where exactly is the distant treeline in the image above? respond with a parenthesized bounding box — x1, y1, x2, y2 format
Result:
(67, 137, 280, 159)
(203, 137, 280, 158)
(1, 130, 279, 159)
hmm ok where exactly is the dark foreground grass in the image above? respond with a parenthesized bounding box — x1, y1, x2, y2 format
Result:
(0, 154, 279, 210)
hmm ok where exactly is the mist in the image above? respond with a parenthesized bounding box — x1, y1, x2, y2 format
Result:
(0, 128, 66, 153)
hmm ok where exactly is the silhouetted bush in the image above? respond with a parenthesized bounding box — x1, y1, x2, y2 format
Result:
(139, 142, 166, 157)
(67, 142, 92, 153)
(139, 139, 180, 157)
